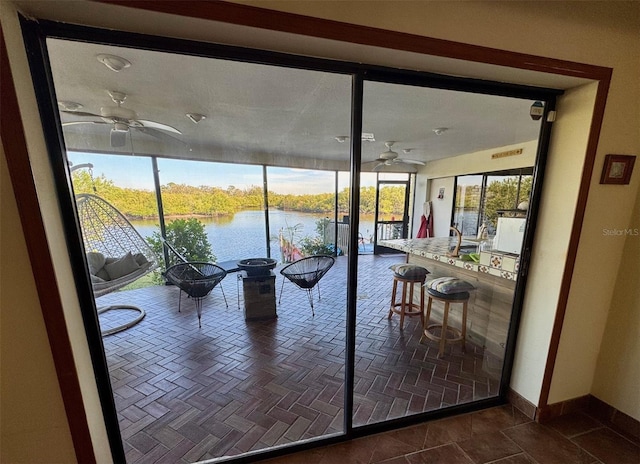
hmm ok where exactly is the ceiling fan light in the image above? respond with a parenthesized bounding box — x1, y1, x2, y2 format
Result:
(186, 113, 207, 124)
(97, 54, 131, 72)
(112, 122, 129, 132)
(110, 127, 128, 147)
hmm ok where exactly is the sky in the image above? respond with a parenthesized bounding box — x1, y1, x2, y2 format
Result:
(67, 151, 379, 194)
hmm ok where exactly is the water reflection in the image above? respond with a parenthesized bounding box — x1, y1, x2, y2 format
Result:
(132, 210, 376, 262)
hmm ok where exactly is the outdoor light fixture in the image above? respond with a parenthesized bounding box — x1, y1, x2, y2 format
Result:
(97, 54, 131, 72)
(186, 113, 207, 124)
(530, 101, 544, 120)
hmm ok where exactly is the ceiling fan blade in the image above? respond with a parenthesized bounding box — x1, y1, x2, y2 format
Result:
(136, 119, 182, 134)
(62, 120, 110, 127)
(134, 126, 188, 147)
(60, 110, 103, 118)
(373, 163, 386, 171)
(396, 158, 426, 165)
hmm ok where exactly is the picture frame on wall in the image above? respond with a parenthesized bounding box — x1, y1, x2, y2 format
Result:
(600, 154, 636, 185)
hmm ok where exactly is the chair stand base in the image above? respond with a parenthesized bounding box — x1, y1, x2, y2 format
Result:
(422, 290, 470, 358)
(389, 303, 423, 317)
(97, 305, 146, 337)
(420, 324, 465, 358)
(194, 299, 203, 328)
(388, 276, 425, 330)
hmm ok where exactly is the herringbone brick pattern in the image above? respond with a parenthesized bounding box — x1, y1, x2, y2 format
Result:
(98, 254, 502, 463)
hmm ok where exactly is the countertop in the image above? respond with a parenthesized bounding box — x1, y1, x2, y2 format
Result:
(378, 237, 520, 281)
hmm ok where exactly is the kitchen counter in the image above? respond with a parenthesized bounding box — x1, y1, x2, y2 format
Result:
(378, 237, 520, 281)
(379, 237, 520, 358)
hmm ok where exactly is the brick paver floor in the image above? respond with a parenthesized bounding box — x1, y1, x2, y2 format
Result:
(98, 254, 502, 463)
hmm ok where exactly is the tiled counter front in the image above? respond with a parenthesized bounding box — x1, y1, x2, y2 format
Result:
(379, 238, 518, 359)
(379, 237, 520, 281)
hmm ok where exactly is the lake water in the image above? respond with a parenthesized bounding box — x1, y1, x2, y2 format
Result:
(132, 210, 375, 262)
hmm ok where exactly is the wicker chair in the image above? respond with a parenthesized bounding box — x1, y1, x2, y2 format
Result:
(278, 255, 335, 316)
(76, 193, 158, 336)
(164, 262, 227, 327)
(162, 239, 229, 307)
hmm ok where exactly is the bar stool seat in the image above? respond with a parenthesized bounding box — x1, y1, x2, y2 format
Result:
(388, 264, 429, 330)
(421, 277, 474, 358)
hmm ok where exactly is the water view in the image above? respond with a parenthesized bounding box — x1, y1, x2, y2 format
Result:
(132, 209, 375, 263)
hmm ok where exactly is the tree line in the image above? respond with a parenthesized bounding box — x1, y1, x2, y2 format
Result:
(455, 176, 532, 227)
(71, 171, 407, 219)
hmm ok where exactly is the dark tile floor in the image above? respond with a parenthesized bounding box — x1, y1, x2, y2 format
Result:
(262, 406, 640, 464)
(98, 254, 505, 463)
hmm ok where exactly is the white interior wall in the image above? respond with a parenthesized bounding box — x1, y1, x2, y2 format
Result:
(411, 172, 429, 237)
(428, 177, 455, 238)
(418, 140, 538, 240)
(0, 145, 78, 463)
(0, 4, 112, 462)
(2, 8, 637, 464)
(592, 188, 640, 419)
(424, 141, 538, 179)
(512, 83, 596, 403)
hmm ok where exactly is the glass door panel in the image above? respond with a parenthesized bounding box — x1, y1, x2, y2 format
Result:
(374, 181, 409, 253)
(481, 172, 533, 235)
(266, 166, 338, 262)
(157, 158, 266, 263)
(48, 37, 352, 462)
(453, 175, 483, 237)
(358, 172, 377, 254)
(354, 79, 543, 427)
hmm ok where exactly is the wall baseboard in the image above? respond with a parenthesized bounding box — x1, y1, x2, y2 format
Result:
(535, 394, 591, 422)
(507, 389, 537, 420)
(525, 393, 640, 445)
(587, 396, 640, 445)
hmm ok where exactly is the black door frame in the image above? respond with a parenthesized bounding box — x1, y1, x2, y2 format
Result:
(20, 16, 561, 463)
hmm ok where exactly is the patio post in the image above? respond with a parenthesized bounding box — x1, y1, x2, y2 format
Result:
(151, 156, 169, 267)
(263, 165, 271, 259)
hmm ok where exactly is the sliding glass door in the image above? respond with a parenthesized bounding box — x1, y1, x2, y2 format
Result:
(27, 19, 556, 462)
(353, 79, 545, 427)
(47, 37, 354, 462)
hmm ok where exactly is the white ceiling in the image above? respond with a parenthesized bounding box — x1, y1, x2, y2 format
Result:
(48, 38, 544, 172)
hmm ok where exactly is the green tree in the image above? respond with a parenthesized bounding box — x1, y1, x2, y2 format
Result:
(299, 236, 334, 256)
(483, 176, 532, 227)
(147, 218, 215, 269)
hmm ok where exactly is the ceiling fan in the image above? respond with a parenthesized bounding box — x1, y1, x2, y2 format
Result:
(372, 141, 425, 171)
(60, 90, 185, 148)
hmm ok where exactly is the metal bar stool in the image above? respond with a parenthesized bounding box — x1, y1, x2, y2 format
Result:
(387, 264, 429, 330)
(420, 277, 475, 358)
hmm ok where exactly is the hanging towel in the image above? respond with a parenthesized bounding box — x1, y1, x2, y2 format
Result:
(416, 201, 432, 238)
(416, 214, 428, 238)
(423, 201, 431, 217)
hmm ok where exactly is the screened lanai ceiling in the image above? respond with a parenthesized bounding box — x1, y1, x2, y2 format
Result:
(48, 38, 542, 171)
